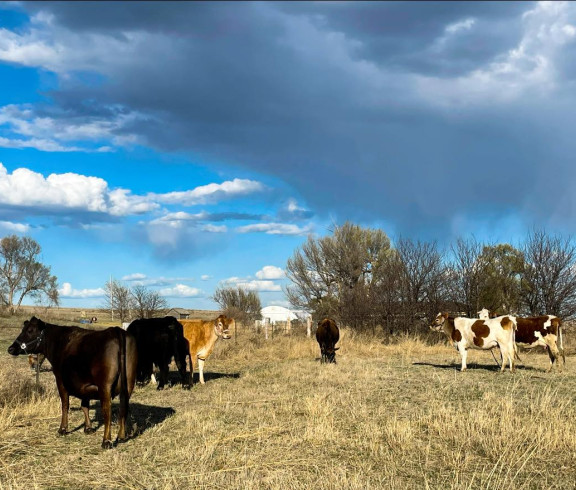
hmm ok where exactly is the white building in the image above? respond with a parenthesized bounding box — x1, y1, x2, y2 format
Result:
(260, 305, 301, 324)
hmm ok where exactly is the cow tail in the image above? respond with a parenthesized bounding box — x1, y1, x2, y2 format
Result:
(118, 328, 129, 422)
(513, 318, 521, 361)
(559, 320, 566, 366)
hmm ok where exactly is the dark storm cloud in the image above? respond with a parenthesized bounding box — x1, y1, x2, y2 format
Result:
(279, 1, 534, 76)
(13, 1, 576, 238)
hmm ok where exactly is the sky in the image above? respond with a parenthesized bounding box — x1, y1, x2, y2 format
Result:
(1, 1, 576, 310)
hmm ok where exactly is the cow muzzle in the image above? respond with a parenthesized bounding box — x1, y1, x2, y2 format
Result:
(7, 341, 22, 356)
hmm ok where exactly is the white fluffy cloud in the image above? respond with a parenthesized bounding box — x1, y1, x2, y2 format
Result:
(151, 179, 266, 206)
(0, 220, 30, 232)
(0, 163, 266, 222)
(158, 284, 203, 297)
(0, 162, 157, 216)
(256, 265, 285, 280)
(59, 282, 106, 298)
(122, 273, 147, 281)
(223, 276, 282, 292)
(236, 223, 311, 235)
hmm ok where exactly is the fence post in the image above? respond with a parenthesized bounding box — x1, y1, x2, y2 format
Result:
(286, 316, 291, 334)
(264, 318, 269, 340)
(306, 317, 312, 338)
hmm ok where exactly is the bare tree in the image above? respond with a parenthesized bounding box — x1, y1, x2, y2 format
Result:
(449, 237, 486, 317)
(520, 230, 576, 318)
(103, 279, 134, 323)
(131, 285, 169, 319)
(396, 238, 447, 330)
(0, 235, 59, 314)
(285, 222, 392, 329)
(212, 286, 262, 326)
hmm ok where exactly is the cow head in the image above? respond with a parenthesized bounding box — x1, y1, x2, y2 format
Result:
(324, 345, 339, 363)
(214, 315, 233, 340)
(477, 308, 490, 320)
(8, 316, 46, 356)
(429, 312, 448, 332)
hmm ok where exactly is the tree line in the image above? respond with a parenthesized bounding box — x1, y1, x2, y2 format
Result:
(285, 223, 576, 334)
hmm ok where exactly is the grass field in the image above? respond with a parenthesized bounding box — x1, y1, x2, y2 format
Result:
(1, 312, 576, 489)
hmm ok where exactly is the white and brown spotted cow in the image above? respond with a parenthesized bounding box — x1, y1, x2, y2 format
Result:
(479, 309, 565, 372)
(430, 312, 517, 372)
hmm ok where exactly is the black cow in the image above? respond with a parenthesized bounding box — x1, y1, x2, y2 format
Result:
(8, 317, 137, 449)
(127, 316, 191, 389)
(316, 318, 340, 364)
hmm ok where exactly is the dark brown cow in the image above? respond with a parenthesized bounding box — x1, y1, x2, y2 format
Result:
(127, 316, 191, 389)
(7, 317, 137, 449)
(316, 318, 340, 364)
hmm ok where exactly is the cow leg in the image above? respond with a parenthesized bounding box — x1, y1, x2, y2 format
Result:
(100, 390, 113, 449)
(175, 355, 190, 388)
(500, 346, 515, 373)
(157, 364, 169, 390)
(545, 343, 561, 372)
(56, 381, 69, 435)
(458, 345, 467, 371)
(81, 399, 95, 434)
(198, 357, 206, 384)
(117, 398, 128, 443)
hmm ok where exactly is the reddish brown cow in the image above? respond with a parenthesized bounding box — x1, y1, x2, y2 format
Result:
(516, 316, 565, 371)
(478, 309, 565, 371)
(316, 318, 340, 364)
(8, 317, 137, 449)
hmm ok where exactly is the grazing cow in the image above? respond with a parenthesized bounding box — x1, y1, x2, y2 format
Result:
(430, 312, 517, 372)
(478, 309, 565, 372)
(7, 317, 137, 449)
(316, 318, 340, 364)
(180, 315, 233, 385)
(127, 316, 191, 389)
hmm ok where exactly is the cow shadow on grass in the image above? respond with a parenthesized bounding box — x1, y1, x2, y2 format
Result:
(412, 361, 541, 373)
(192, 371, 240, 384)
(69, 402, 175, 443)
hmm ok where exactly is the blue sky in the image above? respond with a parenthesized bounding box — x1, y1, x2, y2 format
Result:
(0, 1, 575, 309)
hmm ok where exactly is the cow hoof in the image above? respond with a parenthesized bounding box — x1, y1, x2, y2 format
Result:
(57, 428, 67, 436)
(101, 440, 114, 450)
(84, 427, 96, 435)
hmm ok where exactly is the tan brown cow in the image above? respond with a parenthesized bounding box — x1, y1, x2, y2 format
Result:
(180, 315, 234, 384)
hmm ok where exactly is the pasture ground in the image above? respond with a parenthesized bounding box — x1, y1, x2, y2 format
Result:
(1, 313, 576, 489)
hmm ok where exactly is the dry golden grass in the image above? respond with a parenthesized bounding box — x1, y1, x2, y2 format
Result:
(1, 314, 576, 489)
